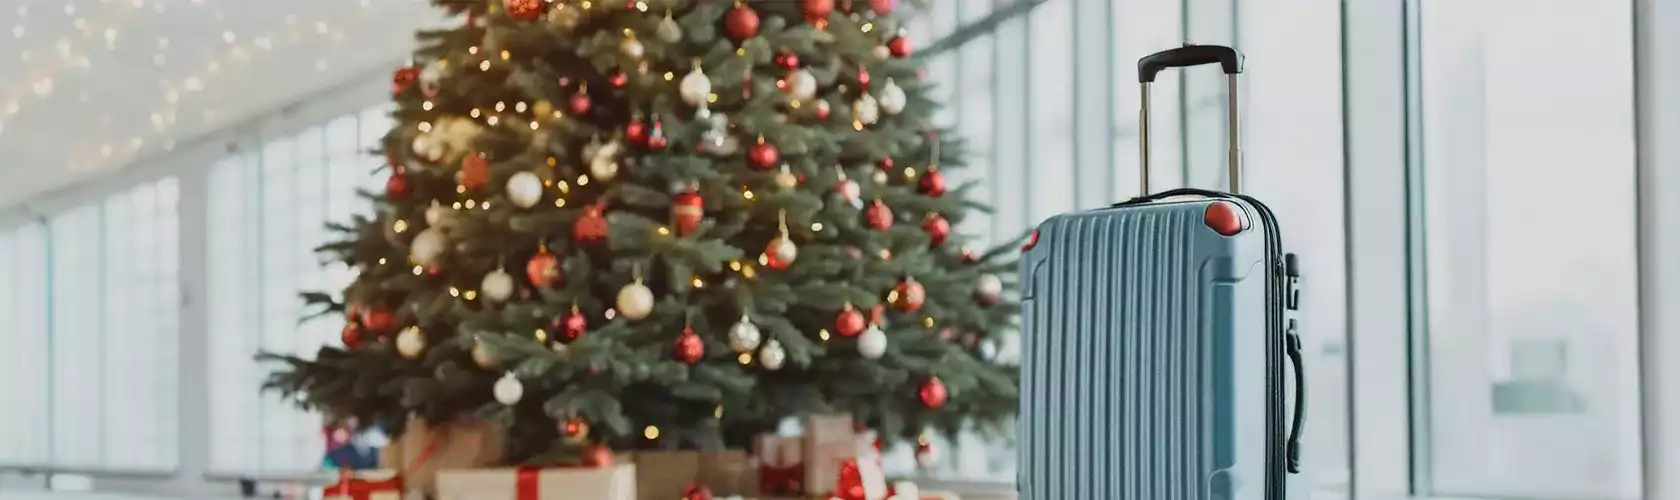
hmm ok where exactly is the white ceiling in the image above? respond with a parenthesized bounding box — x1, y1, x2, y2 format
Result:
(0, 0, 447, 205)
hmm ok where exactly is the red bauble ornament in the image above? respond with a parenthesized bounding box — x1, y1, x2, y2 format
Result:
(804, 0, 835, 23)
(459, 153, 490, 189)
(674, 326, 705, 364)
(526, 248, 563, 287)
(672, 188, 704, 235)
(869, 0, 896, 14)
(960, 246, 980, 264)
(573, 204, 609, 245)
(392, 65, 419, 95)
(835, 304, 866, 337)
(776, 51, 801, 70)
(748, 137, 780, 171)
(608, 70, 628, 88)
(556, 307, 588, 342)
(765, 237, 797, 270)
(341, 323, 363, 349)
(922, 213, 951, 247)
(864, 200, 894, 230)
(725, 3, 761, 40)
(647, 120, 668, 150)
(891, 276, 926, 311)
(870, 303, 886, 325)
(561, 417, 590, 440)
(568, 91, 592, 116)
(385, 168, 411, 199)
(857, 66, 871, 87)
(918, 168, 947, 197)
(835, 459, 868, 500)
(812, 99, 832, 120)
(581, 444, 615, 467)
(505, 0, 546, 21)
(625, 118, 648, 145)
(887, 35, 913, 58)
(682, 483, 714, 500)
(362, 307, 396, 333)
(879, 158, 895, 171)
(918, 376, 948, 409)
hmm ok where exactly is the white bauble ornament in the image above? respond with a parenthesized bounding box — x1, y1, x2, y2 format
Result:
(396, 326, 426, 359)
(679, 66, 712, 107)
(492, 372, 524, 405)
(589, 140, 623, 182)
(768, 237, 797, 266)
(977, 337, 999, 362)
(975, 273, 1004, 302)
(853, 93, 880, 125)
(858, 324, 887, 359)
(471, 339, 501, 369)
(505, 171, 544, 208)
(480, 269, 515, 302)
(878, 78, 907, 115)
(410, 227, 448, 265)
(728, 315, 763, 352)
(655, 12, 683, 43)
(787, 69, 818, 100)
(872, 45, 892, 60)
(425, 201, 453, 227)
(759, 339, 787, 371)
(616, 281, 655, 320)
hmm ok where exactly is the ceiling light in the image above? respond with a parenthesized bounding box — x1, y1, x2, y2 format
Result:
(222, 31, 235, 43)
(32, 78, 52, 96)
(11, 25, 23, 38)
(183, 77, 202, 91)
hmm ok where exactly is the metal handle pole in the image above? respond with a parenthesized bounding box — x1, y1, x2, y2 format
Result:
(1139, 82, 1152, 197)
(1226, 74, 1241, 194)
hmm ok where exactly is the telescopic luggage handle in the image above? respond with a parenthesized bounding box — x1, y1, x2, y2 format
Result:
(1137, 44, 1245, 196)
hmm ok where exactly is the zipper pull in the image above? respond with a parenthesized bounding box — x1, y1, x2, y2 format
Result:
(1283, 253, 1301, 311)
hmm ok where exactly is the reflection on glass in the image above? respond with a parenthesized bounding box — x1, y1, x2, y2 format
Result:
(1419, 1, 1640, 498)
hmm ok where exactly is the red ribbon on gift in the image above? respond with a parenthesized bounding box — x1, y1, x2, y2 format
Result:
(515, 466, 543, 500)
(329, 471, 402, 500)
(759, 463, 803, 495)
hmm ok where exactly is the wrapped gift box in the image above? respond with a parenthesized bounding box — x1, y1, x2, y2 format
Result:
(322, 470, 402, 500)
(379, 416, 503, 496)
(628, 450, 758, 499)
(804, 414, 858, 495)
(435, 464, 636, 500)
(753, 435, 804, 496)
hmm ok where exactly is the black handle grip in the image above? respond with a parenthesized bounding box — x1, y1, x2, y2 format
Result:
(1137, 44, 1244, 83)
(1285, 322, 1306, 474)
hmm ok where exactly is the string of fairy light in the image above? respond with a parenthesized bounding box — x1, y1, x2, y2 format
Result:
(2, 0, 400, 170)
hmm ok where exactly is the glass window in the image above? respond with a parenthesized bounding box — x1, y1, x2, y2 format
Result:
(49, 204, 104, 469)
(1238, 0, 1351, 496)
(1417, 1, 1641, 498)
(208, 106, 388, 476)
(0, 223, 51, 466)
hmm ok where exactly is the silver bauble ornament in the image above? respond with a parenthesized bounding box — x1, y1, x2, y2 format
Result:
(505, 171, 544, 209)
(480, 269, 515, 302)
(616, 281, 655, 320)
(878, 78, 907, 115)
(409, 227, 448, 265)
(759, 339, 787, 371)
(728, 315, 763, 352)
(395, 326, 426, 359)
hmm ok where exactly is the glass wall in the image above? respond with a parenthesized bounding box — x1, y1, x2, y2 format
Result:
(1415, 0, 1641, 498)
(206, 105, 389, 475)
(0, 177, 181, 472)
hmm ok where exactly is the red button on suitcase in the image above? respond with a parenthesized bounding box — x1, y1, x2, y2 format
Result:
(1017, 45, 1306, 500)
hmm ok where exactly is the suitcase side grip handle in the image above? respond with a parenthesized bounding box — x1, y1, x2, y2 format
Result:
(1138, 44, 1244, 83)
(1285, 321, 1306, 474)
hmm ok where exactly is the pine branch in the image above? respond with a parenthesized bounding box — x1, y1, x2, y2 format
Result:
(912, 0, 1050, 62)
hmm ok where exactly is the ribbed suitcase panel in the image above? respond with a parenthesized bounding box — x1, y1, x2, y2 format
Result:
(1020, 203, 1236, 500)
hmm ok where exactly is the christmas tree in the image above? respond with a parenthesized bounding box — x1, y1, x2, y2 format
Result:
(263, 0, 1026, 465)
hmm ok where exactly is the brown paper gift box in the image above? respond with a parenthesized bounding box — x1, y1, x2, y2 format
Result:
(378, 416, 504, 496)
(434, 464, 636, 500)
(803, 414, 857, 495)
(628, 450, 758, 499)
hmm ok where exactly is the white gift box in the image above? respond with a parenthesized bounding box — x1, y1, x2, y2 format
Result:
(435, 464, 635, 500)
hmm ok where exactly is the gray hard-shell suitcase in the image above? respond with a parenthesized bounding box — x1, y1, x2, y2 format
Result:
(1017, 45, 1306, 500)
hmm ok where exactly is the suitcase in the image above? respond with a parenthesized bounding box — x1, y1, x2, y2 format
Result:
(1016, 44, 1307, 500)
